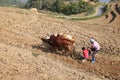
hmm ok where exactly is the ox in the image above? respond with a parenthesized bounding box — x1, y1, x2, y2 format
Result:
(41, 33, 75, 56)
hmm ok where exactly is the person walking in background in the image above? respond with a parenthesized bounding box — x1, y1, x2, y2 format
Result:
(89, 38, 100, 63)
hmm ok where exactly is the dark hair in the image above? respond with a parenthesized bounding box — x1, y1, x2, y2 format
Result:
(82, 47, 85, 50)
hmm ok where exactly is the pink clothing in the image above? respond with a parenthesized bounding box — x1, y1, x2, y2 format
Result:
(92, 41, 100, 50)
(83, 50, 89, 58)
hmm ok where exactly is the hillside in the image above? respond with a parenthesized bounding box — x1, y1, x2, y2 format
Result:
(80, 2, 120, 27)
(0, 5, 120, 80)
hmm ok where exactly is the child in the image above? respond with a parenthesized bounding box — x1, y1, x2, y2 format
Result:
(81, 47, 91, 62)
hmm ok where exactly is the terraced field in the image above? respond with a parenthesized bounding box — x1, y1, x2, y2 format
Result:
(81, 2, 120, 27)
(0, 2, 120, 80)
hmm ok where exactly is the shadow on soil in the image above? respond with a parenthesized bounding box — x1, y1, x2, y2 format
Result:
(31, 43, 84, 61)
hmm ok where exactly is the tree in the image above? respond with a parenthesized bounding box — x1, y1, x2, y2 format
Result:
(51, 0, 65, 13)
(25, 0, 42, 9)
(25, 0, 94, 15)
(0, 0, 25, 7)
(78, 0, 89, 13)
(62, 3, 71, 15)
(90, 0, 99, 3)
(70, 2, 79, 14)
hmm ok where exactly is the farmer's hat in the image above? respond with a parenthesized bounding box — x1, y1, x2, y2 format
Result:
(90, 38, 95, 43)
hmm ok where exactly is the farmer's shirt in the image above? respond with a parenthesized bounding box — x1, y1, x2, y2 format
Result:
(92, 41, 100, 50)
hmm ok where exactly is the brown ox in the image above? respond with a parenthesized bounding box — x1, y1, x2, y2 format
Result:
(41, 33, 75, 55)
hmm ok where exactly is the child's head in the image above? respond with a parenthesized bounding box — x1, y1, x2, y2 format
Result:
(82, 47, 85, 50)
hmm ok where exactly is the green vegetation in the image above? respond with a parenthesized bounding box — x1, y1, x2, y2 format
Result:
(57, 3, 109, 21)
(46, 2, 108, 21)
(85, 3, 103, 16)
(25, 0, 56, 9)
(0, 0, 99, 16)
(25, 0, 94, 15)
(0, 0, 26, 8)
(85, 5, 95, 16)
(0, 0, 111, 21)
(111, 0, 120, 2)
(93, 0, 99, 3)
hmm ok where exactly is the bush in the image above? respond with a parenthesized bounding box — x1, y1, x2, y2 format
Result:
(85, 5, 95, 16)
(25, 0, 93, 15)
(0, 0, 26, 8)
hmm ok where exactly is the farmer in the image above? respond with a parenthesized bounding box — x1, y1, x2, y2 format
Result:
(89, 38, 100, 63)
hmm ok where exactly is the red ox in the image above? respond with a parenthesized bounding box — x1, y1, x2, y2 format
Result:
(41, 33, 75, 55)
